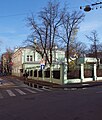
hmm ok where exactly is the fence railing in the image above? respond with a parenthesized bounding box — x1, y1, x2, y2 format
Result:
(25, 63, 102, 85)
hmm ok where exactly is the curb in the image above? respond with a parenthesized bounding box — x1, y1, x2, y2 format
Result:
(52, 82, 102, 89)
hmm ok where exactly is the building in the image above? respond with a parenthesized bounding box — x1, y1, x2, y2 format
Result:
(12, 46, 65, 77)
(86, 52, 102, 64)
(12, 46, 41, 76)
(1, 51, 13, 74)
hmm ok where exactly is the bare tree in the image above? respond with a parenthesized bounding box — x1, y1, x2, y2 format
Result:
(71, 40, 87, 58)
(86, 30, 99, 59)
(1, 48, 13, 74)
(59, 10, 85, 71)
(26, 1, 64, 67)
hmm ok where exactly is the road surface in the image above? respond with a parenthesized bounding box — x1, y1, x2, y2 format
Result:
(0, 76, 102, 120)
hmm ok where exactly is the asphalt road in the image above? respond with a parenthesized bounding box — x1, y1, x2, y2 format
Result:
(0, 77, 102, 120)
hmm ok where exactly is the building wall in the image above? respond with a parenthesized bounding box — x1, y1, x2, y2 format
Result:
(55, 50, 65, 61)
(22, 48, 41, 73)
(12, 48, 22, 76)
(22, 48, 41, 63)
(1, 54, 7, 73)
(12, 47, 42, 76)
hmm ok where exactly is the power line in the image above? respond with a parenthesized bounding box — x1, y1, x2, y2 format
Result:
(0, 13, 29, 18)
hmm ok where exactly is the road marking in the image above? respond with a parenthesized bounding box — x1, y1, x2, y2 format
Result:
(71, 88, 77, 90)
(6, 90, 16, 96)
(82, 88, 87, 90)
(41, 87, 52, 91)
(32, 87, 43, 92)
(82, 84, 89, 86)
(24, 88, 37, 93)
(15, 89, 26, 95)
(64, 88, 69, 90)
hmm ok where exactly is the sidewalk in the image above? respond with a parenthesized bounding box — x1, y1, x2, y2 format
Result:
(1, 75, 102, 89)
(1, 75, 58, 88)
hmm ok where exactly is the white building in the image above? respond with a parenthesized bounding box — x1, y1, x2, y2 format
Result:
(12, 46, 65, 77)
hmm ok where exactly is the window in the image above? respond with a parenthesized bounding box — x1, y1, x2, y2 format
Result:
(27, 55, 29, 61)
(30, 55, 32, 61)
(27, 55, 33, 62)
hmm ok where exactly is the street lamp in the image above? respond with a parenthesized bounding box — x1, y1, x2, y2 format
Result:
(84, 5, 91, 12)
(80, 1, 102, 12)
(80, 5, 91, 12)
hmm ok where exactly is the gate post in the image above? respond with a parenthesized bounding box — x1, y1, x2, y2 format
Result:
(81, 64, 84, 82)
(60, 62, 67, 84)
(93, 64, 97, 81)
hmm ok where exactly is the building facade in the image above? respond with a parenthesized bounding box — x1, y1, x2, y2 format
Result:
(12, 47, 41, 76)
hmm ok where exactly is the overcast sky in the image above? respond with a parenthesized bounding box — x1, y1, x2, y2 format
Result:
(0, 0, 101, 54)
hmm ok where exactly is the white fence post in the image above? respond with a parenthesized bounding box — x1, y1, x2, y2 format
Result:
(60, 62, 67, 84)
(60, 63, 64, 84)
(81, 64, 84, 82)
(93, 64, 97, 81)
(50, 65, 53, 82)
